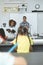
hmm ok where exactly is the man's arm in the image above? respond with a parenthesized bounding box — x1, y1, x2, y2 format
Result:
(14, 57, 27, 65)
(27, 22, 30, 28)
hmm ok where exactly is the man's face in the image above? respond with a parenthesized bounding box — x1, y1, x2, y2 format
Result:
(23, 17, 27, 22)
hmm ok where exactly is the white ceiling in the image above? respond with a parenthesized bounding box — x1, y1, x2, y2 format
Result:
(0, 0, 43, 4)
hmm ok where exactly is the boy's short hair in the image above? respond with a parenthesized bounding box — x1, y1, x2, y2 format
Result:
(23, 16, 27, 19)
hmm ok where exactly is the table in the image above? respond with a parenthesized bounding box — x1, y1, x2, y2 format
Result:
(0, 39, 43, 52)
(12, 52, 43, 65)
(33, 39, 43, 44)
(0, 44, 14, 52)
(32, 39, 43, 52)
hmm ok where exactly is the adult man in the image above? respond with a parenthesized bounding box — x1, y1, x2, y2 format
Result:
(20, 16, 29, 30)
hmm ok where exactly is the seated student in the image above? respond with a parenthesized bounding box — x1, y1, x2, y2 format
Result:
(6, 19, 16, 38)
(9, 19, 16, 27)
(10, 26, 33, 53)
(0, 28, 7, 44)
(0, 53, 27, 65)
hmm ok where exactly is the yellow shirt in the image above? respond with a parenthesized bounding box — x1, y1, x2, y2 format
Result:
(12, 35, 33, 53)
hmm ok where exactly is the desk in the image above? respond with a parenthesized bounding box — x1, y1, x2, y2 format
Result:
(0, 44, 43, 52)
(12, 52, 43, 65)
(32, 39, 43, 52)
(33, 39, 43, 44)
(0, 44, 15, 52)
(0, 39, 43, 52)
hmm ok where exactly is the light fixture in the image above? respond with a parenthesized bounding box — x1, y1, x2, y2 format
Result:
(35, 4, 40, 9)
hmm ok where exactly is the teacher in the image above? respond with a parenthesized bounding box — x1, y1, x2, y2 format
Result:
(20, 16, 29, 30)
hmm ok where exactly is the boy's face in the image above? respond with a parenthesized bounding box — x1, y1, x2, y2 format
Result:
(11, 21, 14, 27)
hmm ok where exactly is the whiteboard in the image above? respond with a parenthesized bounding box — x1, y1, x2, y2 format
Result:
(10, 13, 37, 35)
(37, 13, 43, 36)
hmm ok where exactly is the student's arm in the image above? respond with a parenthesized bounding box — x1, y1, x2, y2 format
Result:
(30, 37, 34, 45)
(14, 57, 27, 65)
(10, 39, 16, 44)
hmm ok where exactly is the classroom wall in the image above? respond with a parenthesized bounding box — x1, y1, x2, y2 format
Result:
(0, 0, 43, 36)
(37, 13, 43, 35)
(10, 13, 37, 35)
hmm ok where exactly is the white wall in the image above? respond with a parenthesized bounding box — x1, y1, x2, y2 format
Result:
(10, 13, 37, 35)
(37, 13, 43, 35)
(0, 0, 43, 36)
(28, 0, 43, 12)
